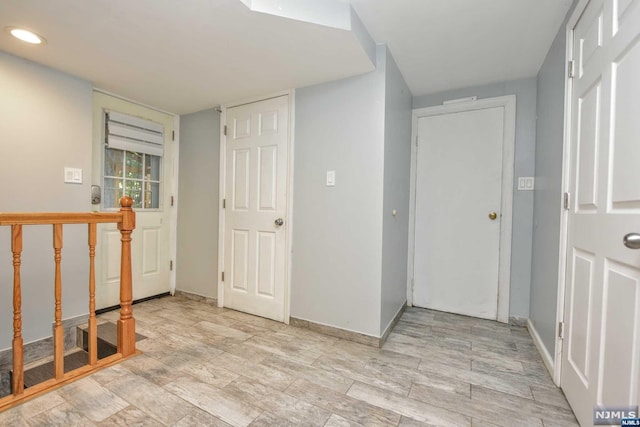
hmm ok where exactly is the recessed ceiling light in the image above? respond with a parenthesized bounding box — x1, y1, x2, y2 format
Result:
(5, 27, 46, 45)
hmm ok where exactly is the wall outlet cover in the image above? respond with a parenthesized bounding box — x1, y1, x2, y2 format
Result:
(518, 177, 534, 191)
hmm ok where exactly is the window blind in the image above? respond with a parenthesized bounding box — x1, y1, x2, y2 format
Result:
(105, 110, 164, 156)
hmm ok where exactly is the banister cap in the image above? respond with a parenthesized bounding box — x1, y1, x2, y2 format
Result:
(119, 196, 133, 208)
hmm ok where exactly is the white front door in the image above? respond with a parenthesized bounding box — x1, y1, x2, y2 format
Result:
(561, 0, 640, 424)
(92, 92, 175, 309)
(412, 98, 514, 321)
(223, 95, 290, 322)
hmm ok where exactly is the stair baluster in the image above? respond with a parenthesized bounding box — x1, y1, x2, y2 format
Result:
(11, 225, 24, 396)
(53, 224, 64, 379)
(88, 223, 98, 365)
(0, 196, 137, 411)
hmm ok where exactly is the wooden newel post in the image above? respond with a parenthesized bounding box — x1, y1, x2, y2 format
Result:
(117, 196, 136, 356)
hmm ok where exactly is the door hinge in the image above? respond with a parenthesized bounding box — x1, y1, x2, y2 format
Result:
(224, 125, 228, 136)
(563, 192, 570, 210)
(221, 271, 225, 282)
(415, 135, 419, 147)
(558, 321, 565, 339)
(170, 260, 173, 271)
(172, 130, 175, 141)
(171, 195, 174, 207)
(568, 60, 576, 78)
(222, 199, 226, 209)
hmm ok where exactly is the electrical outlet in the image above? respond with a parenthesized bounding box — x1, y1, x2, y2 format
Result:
(518, 177, 534, 191)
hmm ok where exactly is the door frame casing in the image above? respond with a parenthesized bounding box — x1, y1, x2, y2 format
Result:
(169, 114, 180, 295)
(554, 0, 591, 387)
(407, 95, 516, 323)
(217, 90, 295, 324)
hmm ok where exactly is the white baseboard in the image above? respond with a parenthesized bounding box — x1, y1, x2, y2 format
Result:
(527, 318, 554, 377)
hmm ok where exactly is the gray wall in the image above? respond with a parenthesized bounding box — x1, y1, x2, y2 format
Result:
(413, 78, 538, 319)
(530, 0, 578, 356)
(0, 52, 93, 350)
(176, 109, 221, 299)
(380, 49, 412, 334)
(292, 45, 387, 337)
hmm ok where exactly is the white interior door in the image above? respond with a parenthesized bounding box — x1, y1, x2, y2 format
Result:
(561, 0, 640, 424)
(92, 92, 175, 309)
(223, 95, 289, 322)
(413, 100, 514, 321)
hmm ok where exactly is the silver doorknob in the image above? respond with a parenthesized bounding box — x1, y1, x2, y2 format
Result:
(623, 233, 640, 249)
(275, 218, 284, 226)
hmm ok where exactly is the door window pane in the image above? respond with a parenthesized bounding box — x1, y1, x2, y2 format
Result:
(126, 152, 143, 180)
(145, 154, 161, 181)
(146, 182, 160, 209)
(125, 180, 143, 208)
(105, 148, 124, 177)
(104, 178, 123, 209)
(103, 148, 162, 210)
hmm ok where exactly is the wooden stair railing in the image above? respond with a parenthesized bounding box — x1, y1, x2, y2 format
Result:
(0, 196, 137, 411)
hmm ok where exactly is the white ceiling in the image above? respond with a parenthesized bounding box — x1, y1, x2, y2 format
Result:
(350, 0, 574, 97)
(0, 0, 572, 115)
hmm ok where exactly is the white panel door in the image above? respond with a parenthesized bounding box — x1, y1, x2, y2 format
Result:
(561, 0, 640, 424)
(413, 106, 505, 320)
(224, 96, 289, 322)
(92, 92, 174, 309)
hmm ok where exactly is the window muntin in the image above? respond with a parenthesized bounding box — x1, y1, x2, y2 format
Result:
(103, 147, 161, 209)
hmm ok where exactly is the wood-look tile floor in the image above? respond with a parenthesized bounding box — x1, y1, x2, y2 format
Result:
(0, 296, 579, 426)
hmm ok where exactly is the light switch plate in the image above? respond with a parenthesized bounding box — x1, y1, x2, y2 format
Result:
(64, 167, 83, 184)
(326, 170, 336, 187)
(518, 177, 534, 191)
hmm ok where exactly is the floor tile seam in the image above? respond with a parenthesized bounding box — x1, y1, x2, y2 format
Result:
(467, 365, 558, 389)
(314, 359, 411, 396)
(352, 380, 472, 426)
(262, 360, 355, 391)
(410, 383, 544, 427)
(469, 384, 578, 420)
(416, 363, 535, 399)
(364, 359, 460, 390)
(105, 379, 189, 427)
(227, 374, 333, 421)
(110, 402, 169, 426)
(162, 376, 262, 426)
(25, 400, 72, 423)
(281, 381, 359, 426)
(314, 380, 405, 427)
(244, 334, 325, 360)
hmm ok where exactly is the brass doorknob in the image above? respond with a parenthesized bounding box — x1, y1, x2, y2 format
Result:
(488, 212, 497, 220)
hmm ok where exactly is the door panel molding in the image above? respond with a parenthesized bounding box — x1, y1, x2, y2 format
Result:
(407, 95, 516, 323)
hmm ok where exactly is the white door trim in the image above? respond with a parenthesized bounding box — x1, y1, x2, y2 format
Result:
(169, 115, 180, 295)
(553, 0, 590, 387)
(217, 90, 295, 324)
(407, 95, 516, 323)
